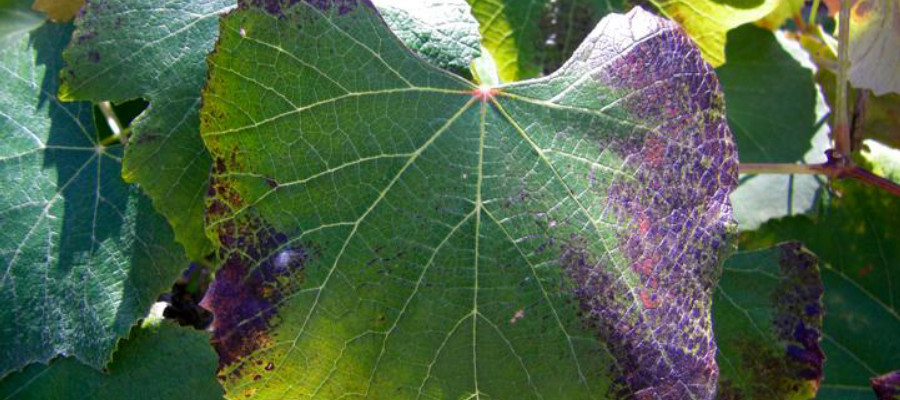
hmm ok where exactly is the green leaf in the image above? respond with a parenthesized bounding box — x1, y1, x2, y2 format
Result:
(373, 0, 481, 76)
(59, 0, 481, 261)
(718, 25, 831, 230)
(860, 93, 900, 150)
(200, 2, 737, 399)
(714, 243, 824, 400)
(0, 20, 188, 376)
(755, 0, 804, 29)
(467, 0, 622, 82)
(845, 0, 900, 96)
(862, 139, 900, 183)
(741, 180, 900, 400)
(0, 322, 223, 400)
(647, 0, 778, 66)
(0, 0, 43, 37)
(59, 0, 237, 260)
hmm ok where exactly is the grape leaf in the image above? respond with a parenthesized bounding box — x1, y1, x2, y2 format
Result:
(59, 0, 237, 260)
(846, 0, 900, 96)
(60, 0, 485, 261)
(200, 2, 737, 399)
(755, 0, 804, 29)
(647, 0, 778, 66)
(741, 179, 900, 400)
(862, 139, 900, 183)
(714, 243, 824, 400)
(717, 26, 830, 230)
(31, 0, 84, 21)
(466, 0, 622, 82)
(0, 321, 223, 400)
(0, 19, 188, 376)
(373, 0, 481, 76)
(0, 0, 43, 37)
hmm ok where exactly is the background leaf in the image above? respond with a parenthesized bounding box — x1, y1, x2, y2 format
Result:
(0, 321, 223, 400)
(200, 2, 736, 399)
(373, 0, 481, 76)
(845, 0, 900, 96)
(0, 19, 188, 376)
(741, 179, 900, 399)
(31, 0, 84, 22)
(714, 243, 824, 400)
(718, 25, 830, 230)
(0, 0, 43, 37)
(756, 0, 804, 30)
(466, 0, 622, 82)
(60, 0, 237, 260)
(647, 0, 778, 66)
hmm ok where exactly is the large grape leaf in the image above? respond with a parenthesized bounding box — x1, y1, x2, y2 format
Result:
(714, 243, 824, 400)
(647, 0, 778, 66)
(59, 0, 237, 260)
(200, 2, 737, 399)
(59, 0, 484, 261)
(0, 321, 223, 400)
(0, 17, 188, 376)
(741, 179, 900, 400)
(718, 26, 830, 230)
(466, 0, 622, 82)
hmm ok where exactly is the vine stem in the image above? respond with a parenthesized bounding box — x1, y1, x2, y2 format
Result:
(833, 0, 852, 155)
(740, 158, 900, 198)
(97, 101, 126, 146)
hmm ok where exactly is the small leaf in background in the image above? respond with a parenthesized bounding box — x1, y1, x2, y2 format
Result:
(467, 0, 622, 82)
(647, 0, 778, 66)
(0, 0, 42, 36)
(872, 370, 900, 400)
(845, 0, 900, 96)
(0, 17, 188, 377)
(756, 0, 804, 29)
(60, 0, 236, 261)
(741, 177, 900, 398)
(719, 25, 830, 230)
(0, 322, 223, 400)
(861, 93, 900, 149)
(31, 0, 83, 21)
(201, 2, 737, 399)
(862, 139, 900, 182)
(373, 0, 482, 76)
(714, 242, 824, 400)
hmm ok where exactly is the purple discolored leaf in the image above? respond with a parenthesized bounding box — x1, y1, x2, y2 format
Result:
(199, 2, 737, 399)
(872, 371, 900, 400)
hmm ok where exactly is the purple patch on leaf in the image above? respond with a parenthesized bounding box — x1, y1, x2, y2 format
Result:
(774, 243, 825, 384)
(555, 7, 738, 399)
(244, 0, 366, 16)
(872, 370, 900, 400)
(202, 164, 315, 370)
